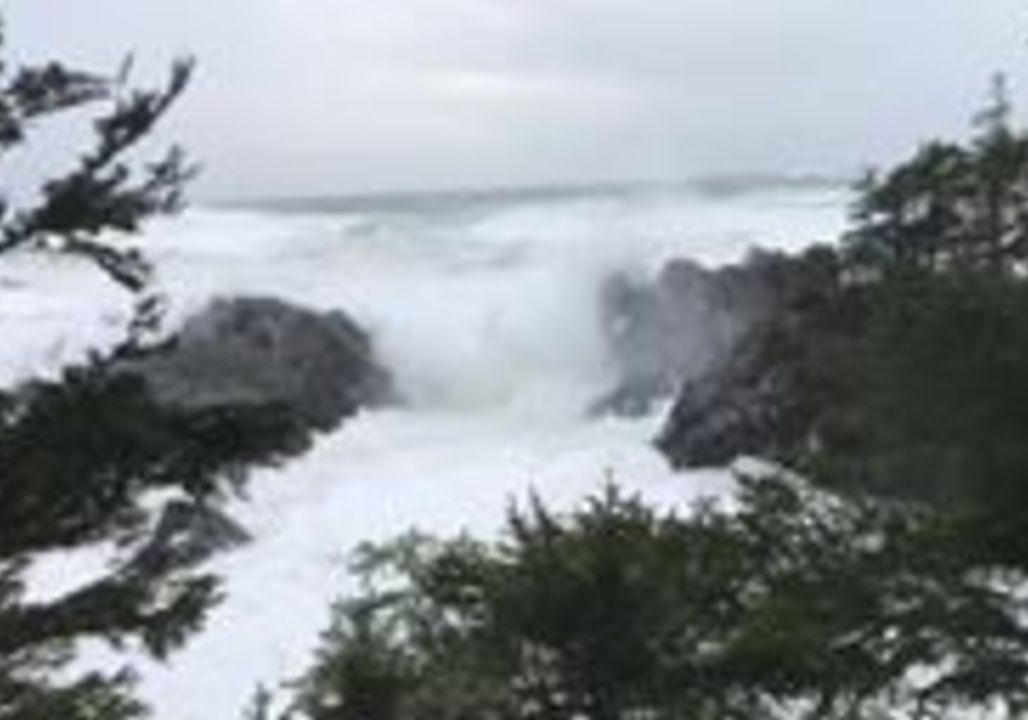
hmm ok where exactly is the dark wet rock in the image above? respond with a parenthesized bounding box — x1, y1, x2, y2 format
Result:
(593, 252, 782, 416)
(653, 246, 840, 468)
(654, 335, 792, 468)
(131, 500, 252, 571)
(118, 296, 393, 432)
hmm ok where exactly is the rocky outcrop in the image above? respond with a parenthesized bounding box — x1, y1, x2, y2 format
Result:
(653, 245, 840, 468)
(653, 334, 793, 468)
(112, 297, 394, 568)
(592, 252, 782, 416)
(118, 296, 393, 432)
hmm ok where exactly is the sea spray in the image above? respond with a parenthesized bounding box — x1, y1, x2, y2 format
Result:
(5, 181, 848, 718)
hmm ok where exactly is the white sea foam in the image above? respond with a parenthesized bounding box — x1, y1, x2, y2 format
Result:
(3, 183, 848, 718)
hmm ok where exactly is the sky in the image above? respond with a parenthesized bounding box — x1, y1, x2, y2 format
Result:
(6, 1, 1028, 198)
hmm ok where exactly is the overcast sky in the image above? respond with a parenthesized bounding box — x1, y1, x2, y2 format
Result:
(7, 1, 1028, 198)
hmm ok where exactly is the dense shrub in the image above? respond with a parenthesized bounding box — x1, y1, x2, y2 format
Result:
(275, 478, 1028, 719)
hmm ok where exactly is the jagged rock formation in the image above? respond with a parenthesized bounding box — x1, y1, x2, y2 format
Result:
(113, 296, 394, 567)
(118, 296, 393, 432)
(592, 252, 782, 416)
(653, 246, 839, 468)
(653, 333, 795, 468)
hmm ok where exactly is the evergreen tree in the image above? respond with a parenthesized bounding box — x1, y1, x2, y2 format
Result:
(663, 80, 1028, 520)
(847, 74, 1028, 276)
(0, 25, 314, 718)
(279, 479, 1028, 719)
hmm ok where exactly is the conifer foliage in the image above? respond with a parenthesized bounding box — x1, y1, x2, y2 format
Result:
(275, 479, 1028, 720)
(0, 26, 312, 719)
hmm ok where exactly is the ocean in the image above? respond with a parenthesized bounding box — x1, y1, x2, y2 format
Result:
(3, 179, 849, 718)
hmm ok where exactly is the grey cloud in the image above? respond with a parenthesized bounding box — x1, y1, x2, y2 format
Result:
(6, 0, 1027, 197)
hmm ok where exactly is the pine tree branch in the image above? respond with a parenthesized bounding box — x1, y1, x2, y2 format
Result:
(0, 58, 195, 287)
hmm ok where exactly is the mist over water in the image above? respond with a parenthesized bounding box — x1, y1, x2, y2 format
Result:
(157, 181, 845, 413)
(4, 180, 849, 718)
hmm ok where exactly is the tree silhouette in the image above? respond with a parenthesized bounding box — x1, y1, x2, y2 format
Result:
(0, 28, 312, 719)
